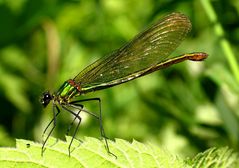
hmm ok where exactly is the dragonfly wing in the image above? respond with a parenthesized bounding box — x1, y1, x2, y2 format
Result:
(74, 12, 191, 92)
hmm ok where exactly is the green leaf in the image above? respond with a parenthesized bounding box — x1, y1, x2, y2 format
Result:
(0, 136, 186, 168)
(187, 147, 239, 168)
(0, 137, 238, 168)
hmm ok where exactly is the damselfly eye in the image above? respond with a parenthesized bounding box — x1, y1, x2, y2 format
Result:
(41, 91, 53, 107)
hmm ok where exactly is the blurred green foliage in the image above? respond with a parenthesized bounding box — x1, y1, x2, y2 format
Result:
(0, 0, 238, 157)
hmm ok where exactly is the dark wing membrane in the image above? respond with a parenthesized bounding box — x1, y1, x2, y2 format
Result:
(74, 12, 191, 92)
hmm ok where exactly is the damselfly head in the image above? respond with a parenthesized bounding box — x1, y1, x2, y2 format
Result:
(41, 91, 53, 107)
